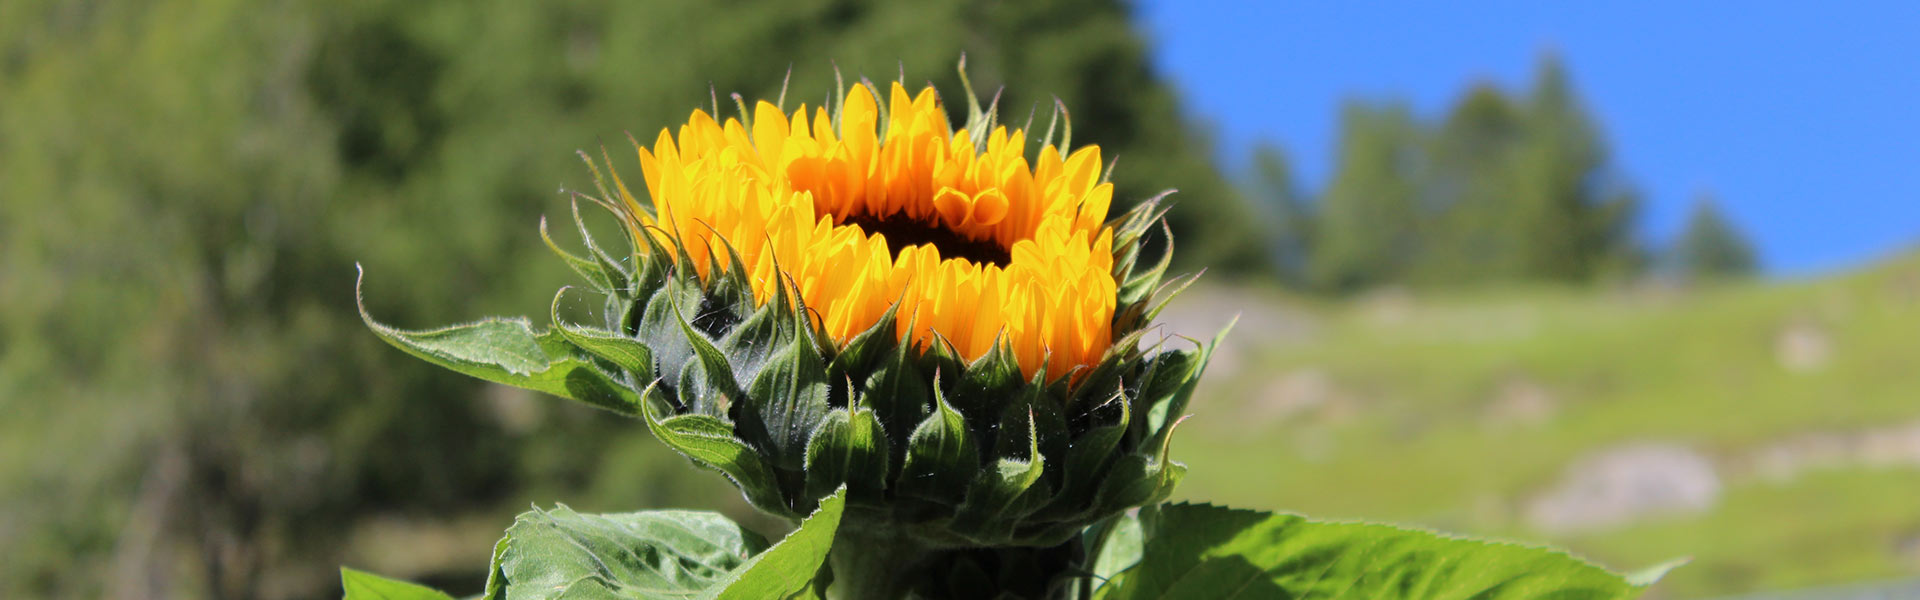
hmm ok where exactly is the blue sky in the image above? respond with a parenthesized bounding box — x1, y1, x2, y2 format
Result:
(1132, 1, 1920, 275)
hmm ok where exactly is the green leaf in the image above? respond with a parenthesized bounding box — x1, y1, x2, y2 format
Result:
(358, 268, 641, 416)
(1098, 504, 1647, 600)
(1084, 513, 1145, 596)
(703, 487, 848, 600)
(641, 393, 793, 517)
(482, 535, 508, 600)
(500, 506, 768, 600)
(340, 567, 455, 600)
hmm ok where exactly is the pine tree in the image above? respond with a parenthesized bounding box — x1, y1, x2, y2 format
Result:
(1673, 193, 1758, 279)
(1249, 142, 1316, 287)
(1311, 102, 1422, 291)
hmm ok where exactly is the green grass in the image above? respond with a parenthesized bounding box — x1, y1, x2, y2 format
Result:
(1170, 252, 1920, 598)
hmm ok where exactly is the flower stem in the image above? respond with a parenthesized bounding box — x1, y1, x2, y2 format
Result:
(826, 524, 934, 600)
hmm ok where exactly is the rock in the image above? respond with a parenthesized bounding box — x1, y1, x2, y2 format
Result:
(1747, 420, 1920, 482)
(1252, 368, 1335, 424)
(1525, 443, 1721, 534)
(1482, 376, 1557, 429)
(1775, 319, 1833, 373)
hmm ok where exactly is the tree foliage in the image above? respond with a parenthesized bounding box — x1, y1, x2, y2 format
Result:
(1671, 193, 1759, 280)
(1253, 55, 1651, 293)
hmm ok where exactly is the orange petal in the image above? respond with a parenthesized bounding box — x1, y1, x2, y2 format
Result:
(971, 188, 1009, 226)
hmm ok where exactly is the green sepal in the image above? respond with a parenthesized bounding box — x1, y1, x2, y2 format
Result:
(635, 274, 704, 402)
(540, 215, 618, 295)
(1118, 223, 1174, 311)
(1094, 417, 1187, 514)
(864, 332, 932, 471)
(953, 335, 1022, 420)
(1038, 391, 1130, 520)
(896, 376, 978, 506)
(745, 329, 832, 471)
(826, 298, 902, 390)
(640, 388, 793, 518)
(918, 333, 967, 394)
(1107, 193, 1172, 284)
(567, 194, 632, 296)
(1071, 328, 1152, 403)
(949, 410, 1044, 540)
(1140, 271, 1203, 331)
(550, 288, 653, 379)
(717, 288, 797, 389)
(1130, 347, 1197, 443)
(1143, 319, 1231, 449)
(703, 234, 761, 322)
(802, 406, 890, 500)
(626, 221, 679, 315)
(358, 269, 642, 416)
(671, 288, 747, 416)
(1082, 512, 1144, 598)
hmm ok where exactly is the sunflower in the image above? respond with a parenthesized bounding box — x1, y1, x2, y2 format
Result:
(621, 81, 1116, 379)
(364, 66, 1216, 566)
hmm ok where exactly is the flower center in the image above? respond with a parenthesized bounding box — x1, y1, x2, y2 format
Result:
(840, 213, 1012, 267)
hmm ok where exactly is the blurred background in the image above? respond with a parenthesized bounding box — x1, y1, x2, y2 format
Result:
(2, 1, 1914, 598)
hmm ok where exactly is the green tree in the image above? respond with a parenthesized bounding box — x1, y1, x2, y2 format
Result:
(1507, 55, 1640, 282)
(1248, 142, 1316, 287)
(1672, 193, 1758, 279)
(1311, 102, 1423, 292)
(1419, 82, 1529, 284)
(1311, 53, 1642, 292)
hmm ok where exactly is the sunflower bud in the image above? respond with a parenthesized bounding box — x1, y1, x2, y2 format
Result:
(364, 69, 1221, 559)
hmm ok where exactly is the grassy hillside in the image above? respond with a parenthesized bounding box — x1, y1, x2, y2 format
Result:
(1166, 251, 1920, 598)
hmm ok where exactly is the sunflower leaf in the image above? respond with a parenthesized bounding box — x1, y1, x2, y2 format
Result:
(702, 487, 847, 600)
(1096, 504, 1647, 600)
(497, 504, 768, 600)
(340, 568, 454, 600)
(358, 269, 641, 416)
